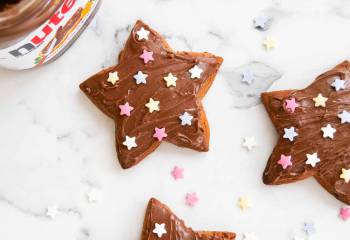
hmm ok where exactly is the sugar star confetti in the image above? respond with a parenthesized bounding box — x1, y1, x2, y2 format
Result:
(237, 197, 251, 211)
(186, 192, 199, 207)
(179, 112, 193, 126)
(153, 127, 167, 141)
(263, 37, 275, 50)
(305, 152, 320, 167)
(303, 222, 316, 235)
(283, 126, 298, 141)
(338, 110, 350, 124)
(253, 15, 271, 31)
(189, 65, 203, 79)
(242, 136, 257, 151)
(321, 124, 336, 139)
(123, 136, 137, 150)
(119, 102, 134, 116)
(136, 27, 150, 40)
(261, 61, 350, 204)
(153, 223, 167, 238)
(284, 98, 298, 113)
(277, 154, 292, 169)
(171, 166, 184, 180)
(163, 72, 177, 87)
(331, 77, 346, 91)
(313, 93, 328, 107)
(107, 71, 119, 85)
(133, 71, 148, 84)
(140, 49, 154, 64)
(241, 70, 255, 85)
(340, 207, 350, 221)
(145, 98, 160, 113)
(340, 168, 350, 183)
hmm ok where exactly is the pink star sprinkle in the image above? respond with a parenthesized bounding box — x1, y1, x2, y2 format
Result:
(186, 192, 199, 207)
(284, 98, 299, 113)
(119, 102, 134, 116)
(139, 49, 154, 64)
(340, 207, 350, 221)
(153, 127, 167, 141)
(277, 154, 292, 169)
(171, 166, 184, 180)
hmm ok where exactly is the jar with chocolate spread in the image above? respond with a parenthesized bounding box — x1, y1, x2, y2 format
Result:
(0, 0, 101, 70)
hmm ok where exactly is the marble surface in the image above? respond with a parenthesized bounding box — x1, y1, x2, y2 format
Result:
(1, 0, 350, 239)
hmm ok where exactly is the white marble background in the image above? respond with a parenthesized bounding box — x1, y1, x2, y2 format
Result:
(1, 0, 350, 239)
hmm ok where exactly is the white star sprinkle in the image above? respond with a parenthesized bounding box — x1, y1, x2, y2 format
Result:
(133, 71, 148, 84)
(163, 72, 177, 87)
(321, 124, 336, 139)
(136, 27, 150, 40)
(107, 71, 119, 85)
(145, 98, 160, 113)
(242, 136, 257, 151)
(46, 205, 61, 219)
(243, 232, 258, 240)
(306, 152, 320, 167)
(331, 78, 346, 91)
(338, 110, 350, 124)
(189, 65, 203, 79)
(313, 93, 328, 107)
(153, 223, 167, 238)
(253, 15, 271, 30)
(179, 112, 193, 126)
(86, 189, 101, 203)
(241, 70, 255, 85)
(123, 136, 137, 150)
(283, 126, 298, 142)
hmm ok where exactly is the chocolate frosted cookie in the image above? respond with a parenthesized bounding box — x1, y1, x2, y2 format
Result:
(141, 198, 235, 240)
(80, 20, 223, 169)
(261, 61, 350, 204)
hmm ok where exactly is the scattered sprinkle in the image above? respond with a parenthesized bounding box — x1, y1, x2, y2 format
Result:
(277, 154, 292, 169)
(242, 136, 257, 151)
(133, 71, 148, 84)
(313, 93, 328, 107)
(284, 98, 298, 113)
(171, 166, 184, 180)
(305, 152, 320, 167)
(179, 112, 193, 126)
(340, 207, 350, 221)
(237, 197, 251, 211)
(331, 78, 346, 91)
(140, 49, 154, 64)
(263, 37, 275, 50)
(163, 73, 178, 87)
(338, 110, 350, 124)
(153, 127, 167, 141)
(153, 223, 167, 237)
(283, 126, 298, 142)
(145, 98, 160, 113)
(253, 15, 271, 31)
(136, 27, 150, 40)
(321, 124, 336, 139)
(119, 102, 134, 116)
(107, 71, 119, 85)
(189, 65, 203, 79)
(303, 222, 316, 235)
(340, 168, 350, 183)
(186, 192, 199, 207)
(123, 136, 137, 150)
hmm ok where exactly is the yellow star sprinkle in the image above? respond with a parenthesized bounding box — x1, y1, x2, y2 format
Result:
(237, 197, 251, 211)
(340, 168, 350, 183)
(312, 93, 328, 107)
(107, 71, 119, 85)
(163, 73, 178, 87)
(263, 37, 276, 50)
(145, 98, 160, 113)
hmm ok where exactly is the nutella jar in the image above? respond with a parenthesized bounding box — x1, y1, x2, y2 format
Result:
(0, 0, 100, 70)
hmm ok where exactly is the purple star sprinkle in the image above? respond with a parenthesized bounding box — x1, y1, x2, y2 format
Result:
(303, 222, 315, 235)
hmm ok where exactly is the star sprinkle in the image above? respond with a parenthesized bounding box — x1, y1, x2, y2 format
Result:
(136, 27, 150, 40)
(242, 136, 257, 151)
(119, 102, 134, 116)
(261, 61, 350, 204)
(321, 124, 336, 139)
(305, 153, 320, 167)
(243, 232, 258, 240)
(277, 154, 292, 169)
(171, 166, 184, 180)
(142, 198, 236, 239)
(86, 189, 100, 203)
(153, 223, 167, 238)
(283, 127, 298, 141)
(338, 110, 350, 124)
(237, 197, 251, 211)
(179, 112, 193, 126)
(303, 222, 315, 235)
(133, 71, 148, 84)
(340, 207, 350, 221)
(153, 127, 167, 141)
(140, 49, 154, 64)
(189, 65, 203, 79)
(313, 93, 328, 107)
(107, 71, 119, 85)
(79, 20, 223, 169)
(263, 37, 275, 50)
(46, 205, 61, 219)
(253, 15, 271, 31)
(163, 73, 177, 87)
(284, 98, 298, 113)
(331, 77, 346, 91)
(123, 136, 137, 150)
(241, 70, 255, 85)
(340, 168, 350, 183)
(145, 98, 160, 113)
(186, 192, 199, 207)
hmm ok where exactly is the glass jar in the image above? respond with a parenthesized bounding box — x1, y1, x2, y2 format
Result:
(0, 0, 101, 70)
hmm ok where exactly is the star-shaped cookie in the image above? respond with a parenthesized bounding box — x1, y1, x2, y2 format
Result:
(80, 20, 223, 169)
(261, 61, 350, 204)
(141, 198, 235, 240)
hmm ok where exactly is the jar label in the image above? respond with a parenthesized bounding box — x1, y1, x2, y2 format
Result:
(0, 0, 99, 70)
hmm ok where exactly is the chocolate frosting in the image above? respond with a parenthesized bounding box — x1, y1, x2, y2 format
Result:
(80, 20, 222, 169)
(261, 60, 350, 204)
(141, 198, 235, 240)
